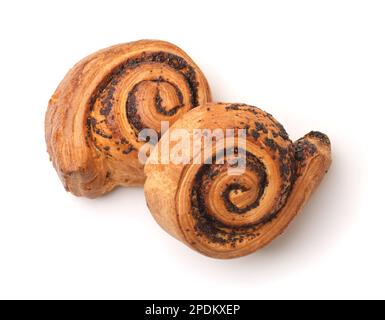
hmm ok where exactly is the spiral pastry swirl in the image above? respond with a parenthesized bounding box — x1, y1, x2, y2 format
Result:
(45, 40, 211, 198)
(144, 103, 331, 258)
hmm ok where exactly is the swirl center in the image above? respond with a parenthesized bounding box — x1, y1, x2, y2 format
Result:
(188, 152, 272, 246)
(126, 78, 185, 135)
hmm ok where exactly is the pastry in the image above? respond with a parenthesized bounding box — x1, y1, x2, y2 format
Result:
(144, 103, 331, 258)
(45, 40, 211, 197)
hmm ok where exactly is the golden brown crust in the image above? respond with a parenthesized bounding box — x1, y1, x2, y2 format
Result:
(45, 40, 211, 198)
(144, 103, 332, 259)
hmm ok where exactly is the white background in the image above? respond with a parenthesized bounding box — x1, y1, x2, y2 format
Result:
(0, 0, 384, 299)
